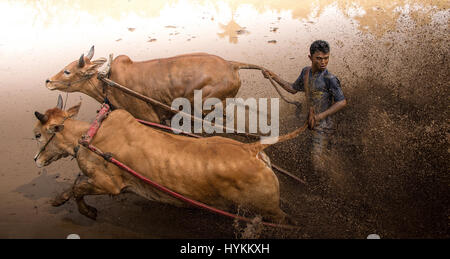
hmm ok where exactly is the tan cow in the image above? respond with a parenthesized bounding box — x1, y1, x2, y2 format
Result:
(45, 46, 272, 124)
(33, 97, 310, 223)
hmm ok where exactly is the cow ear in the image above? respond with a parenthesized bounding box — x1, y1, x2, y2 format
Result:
(67, 102, 81, 118)
(92, 57, 106, 66)
(47, 124, 64, 134)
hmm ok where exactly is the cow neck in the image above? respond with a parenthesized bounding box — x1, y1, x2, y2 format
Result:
(80, 75, 105, 104)
(59, 119, 91, 157)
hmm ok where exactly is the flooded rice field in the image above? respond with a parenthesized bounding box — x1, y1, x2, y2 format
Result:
(0, 0, 448, 238)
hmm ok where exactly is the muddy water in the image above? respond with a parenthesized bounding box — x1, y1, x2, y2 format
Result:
(0, 0, 448, 238)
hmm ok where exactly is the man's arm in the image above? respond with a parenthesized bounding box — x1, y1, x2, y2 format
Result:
(314, 99, 347, 122)
(311, 74, 347, 127)
(262, 70, 298, 94)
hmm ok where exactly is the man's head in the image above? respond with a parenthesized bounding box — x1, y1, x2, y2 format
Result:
(309, 40, 330, 72)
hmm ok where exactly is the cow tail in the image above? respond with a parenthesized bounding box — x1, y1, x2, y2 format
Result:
(248, 106, 314, 153)
(228, 61, 267, 71)
(228, 61, 302, 108)
(248, 122, 308, 153)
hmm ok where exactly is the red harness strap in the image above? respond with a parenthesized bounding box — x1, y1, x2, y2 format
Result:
(78, 103, 298, 229)
(79, 103, 110, 146)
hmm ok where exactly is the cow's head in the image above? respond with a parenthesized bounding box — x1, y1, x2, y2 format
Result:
(45, 46, 106, 92)
(33, 95, 81, 168)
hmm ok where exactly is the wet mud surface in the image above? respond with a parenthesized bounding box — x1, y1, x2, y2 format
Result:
(0, 0, 448, 238)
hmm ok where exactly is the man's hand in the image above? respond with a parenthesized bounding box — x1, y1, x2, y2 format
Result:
(309, 112, 326, 129)
(314, 113, 323, 122)
(262, 70, 298, 94)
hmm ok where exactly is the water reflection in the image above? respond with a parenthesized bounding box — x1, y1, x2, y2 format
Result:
(218, 18, 248, 43)
(3, 0, 447, 40)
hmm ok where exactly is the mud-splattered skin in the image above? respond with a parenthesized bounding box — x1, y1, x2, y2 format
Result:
(309, 51, 329, 73)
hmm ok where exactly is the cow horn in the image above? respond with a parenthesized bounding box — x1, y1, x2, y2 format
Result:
(56, 94, 63, 110)
(86, 45, 95, 60)
(78, 54, 85, 68)
(35, 111, 48, 124)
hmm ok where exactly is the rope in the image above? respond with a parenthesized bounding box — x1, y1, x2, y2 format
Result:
(136, 118, 307, 185)
(99, 76, 261, 138)
(265, 73, 302, 109)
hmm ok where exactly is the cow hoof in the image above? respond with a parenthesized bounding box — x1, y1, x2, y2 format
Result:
(80, 206, 98, 220)
(52, 192, 71, 207)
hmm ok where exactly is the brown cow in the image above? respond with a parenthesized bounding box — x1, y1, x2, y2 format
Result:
(33, 97, 309, 223)
(45, 46, 272, 124)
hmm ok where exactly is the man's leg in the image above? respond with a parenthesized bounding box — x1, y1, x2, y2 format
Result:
(312, 129, 351, 194)
(311, 129, 330, 173)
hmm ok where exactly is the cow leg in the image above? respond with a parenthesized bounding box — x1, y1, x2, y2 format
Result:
(52, 173, 84, 207)
(201, 94, 230, 132)
(76, 197, 98, 220)
(262, 208, 298, 226)
(71, 175, 114, 220)
(263, 209, 287, 223)
(52, 188, 72, 207)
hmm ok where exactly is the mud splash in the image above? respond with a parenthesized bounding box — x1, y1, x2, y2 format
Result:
(264, 15, 449, 238)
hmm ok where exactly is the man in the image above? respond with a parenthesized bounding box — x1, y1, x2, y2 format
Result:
(263, 40, 347, 172)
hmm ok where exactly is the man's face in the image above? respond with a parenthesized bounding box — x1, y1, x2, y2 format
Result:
(309, 51, 330, 72)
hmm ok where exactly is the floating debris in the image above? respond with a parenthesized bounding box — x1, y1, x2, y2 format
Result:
(128, 28, 136, 32)
(270, 27, 278, 32)
(165, 25, 177, 28)
(147, 38, 157, 43)
(236, 28, 250, 35)
(267, 40, 277, 44)
(116, 38, 122, 42)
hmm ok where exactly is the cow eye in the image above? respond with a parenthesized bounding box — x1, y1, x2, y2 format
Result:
(35, 133, 41, 139)
(64, 70, 71, 75)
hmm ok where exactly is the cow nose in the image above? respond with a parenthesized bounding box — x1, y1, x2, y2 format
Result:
(45, 79, 50, 84)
